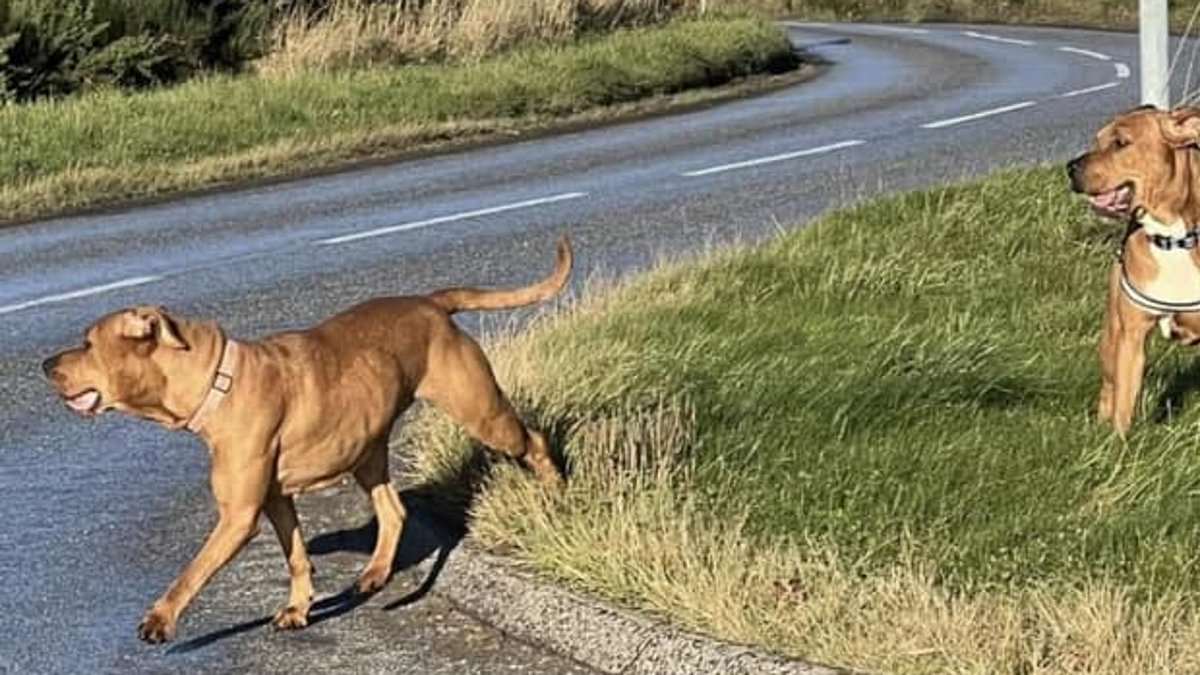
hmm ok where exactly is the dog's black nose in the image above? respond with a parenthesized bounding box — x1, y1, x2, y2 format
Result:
(41, 355, 58, 378)
(1066, 156, 1082, 178)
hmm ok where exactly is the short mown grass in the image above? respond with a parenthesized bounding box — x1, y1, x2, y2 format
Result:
(0, 15, 796, 223)
(403, 166, 1200, 674)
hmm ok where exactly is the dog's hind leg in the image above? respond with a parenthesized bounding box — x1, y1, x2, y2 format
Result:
(418, 337, 563, 488)
(352, 439, 406, 595)
(263, 491, 313, 629)
(466, 403, 561, 488)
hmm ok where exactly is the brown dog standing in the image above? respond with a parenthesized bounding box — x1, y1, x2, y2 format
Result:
(1069, 106, 1200, 434)
(42, 236, 571, 643)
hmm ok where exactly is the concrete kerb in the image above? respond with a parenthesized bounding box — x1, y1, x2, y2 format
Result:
(401, 515, 848, 675)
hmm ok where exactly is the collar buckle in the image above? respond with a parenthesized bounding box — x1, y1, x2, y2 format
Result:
(212, 372, 233, 394)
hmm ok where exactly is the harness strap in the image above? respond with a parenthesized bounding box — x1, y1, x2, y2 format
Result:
(1119, 265, 1200, 314)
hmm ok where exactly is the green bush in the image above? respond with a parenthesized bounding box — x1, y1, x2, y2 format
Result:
(0, 0, 271, 101)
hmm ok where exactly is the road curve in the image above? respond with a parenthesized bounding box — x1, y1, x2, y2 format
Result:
(0, 22, 1162, 673)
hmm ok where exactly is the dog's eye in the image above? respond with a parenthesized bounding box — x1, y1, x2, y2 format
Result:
(1114, 136, 1131, 149)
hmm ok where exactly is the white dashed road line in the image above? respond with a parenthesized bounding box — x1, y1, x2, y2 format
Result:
(962, 31, 1035, 46)
(7, 23, 1133, 316)
(315, 192, 589, 245)
(1057, 46, 1112, 61)
(0, 276, 162, 316)
(681, 140, 867, 177)
(1059, 81, 1122, 98)
(920, 101, 1037, 129)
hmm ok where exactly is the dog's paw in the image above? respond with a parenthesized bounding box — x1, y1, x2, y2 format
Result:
(272, 605, 309, 630)
(354, 565, 391, 595)
(539, 469, 566, 490)
(137, 609, 176, 644)
(531, 461, 565, 491)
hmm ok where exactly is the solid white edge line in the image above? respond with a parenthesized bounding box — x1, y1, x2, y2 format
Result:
(681, 140, 866, 177)
(920, 101, 1036, 129)
(316, 192, 589, 245)
(853, 24, 930, 34)
(1115, 62, 1131, 79)
(781, 21, 928, 34)
(1057, 46, 1112, 61)
(1059, 81, 1122, 98)
(962, 30, 1035, 46)
(0, 275, 162, 316)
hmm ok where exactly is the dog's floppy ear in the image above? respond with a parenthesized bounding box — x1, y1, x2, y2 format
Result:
(1160, 107, 1200, 147)
(121, 307, 189, 350)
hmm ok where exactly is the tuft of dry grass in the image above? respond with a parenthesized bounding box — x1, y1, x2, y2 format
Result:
(258, 0, 688, 78)
(398, 167, 1200, 674)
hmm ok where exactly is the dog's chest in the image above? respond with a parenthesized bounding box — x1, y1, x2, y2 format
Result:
(1138, 220, 1200, 303)
(1142, 248, 1200, 302)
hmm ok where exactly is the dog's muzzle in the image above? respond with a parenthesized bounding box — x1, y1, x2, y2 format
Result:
(1066, 155, 1086, 192)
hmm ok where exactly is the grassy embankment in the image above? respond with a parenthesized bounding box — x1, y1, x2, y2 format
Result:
(404, 167, 1200, 674)
(715, 0, 1196, 32)
(0, 12, 797, 222)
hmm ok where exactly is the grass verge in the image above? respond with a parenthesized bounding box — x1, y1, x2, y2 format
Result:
(713, 0, 1188, 33)
(403, 167, 1200, 674)
(0, 15, 796, 224)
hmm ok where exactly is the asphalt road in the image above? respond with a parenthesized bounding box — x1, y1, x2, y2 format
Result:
(0, 22, 1169, 674)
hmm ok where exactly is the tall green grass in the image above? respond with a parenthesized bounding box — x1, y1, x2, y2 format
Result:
(405, 166, 1200, 673)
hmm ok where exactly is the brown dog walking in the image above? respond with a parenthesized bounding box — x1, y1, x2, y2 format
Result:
(42, 236, 571, 643)
(1069, 106, 1200, 434)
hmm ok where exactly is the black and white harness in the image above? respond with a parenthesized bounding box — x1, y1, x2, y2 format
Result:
(1118, 209, 1200, 320)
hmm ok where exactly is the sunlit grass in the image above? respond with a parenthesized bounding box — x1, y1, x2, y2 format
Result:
(402, 166, 1200, 674)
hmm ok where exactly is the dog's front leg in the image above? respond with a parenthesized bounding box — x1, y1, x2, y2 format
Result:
(1110, 310, 1156, 436)
(1098, 263, 1122, 423)
(263, 491, 313, 629)
(138, 437, 275, 643)
(137, 506, 261, 643)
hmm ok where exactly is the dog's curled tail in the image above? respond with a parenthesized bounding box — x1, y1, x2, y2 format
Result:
(428, 235, 573, 314)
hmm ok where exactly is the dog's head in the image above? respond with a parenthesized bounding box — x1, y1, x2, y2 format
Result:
(1067, 105, 1200, 222)
(42, 306, 216, 426)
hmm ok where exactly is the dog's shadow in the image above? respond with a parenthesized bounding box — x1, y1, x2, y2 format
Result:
(169, 447, 497, 655)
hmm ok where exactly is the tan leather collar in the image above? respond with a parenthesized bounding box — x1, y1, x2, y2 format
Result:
(185, 337, 239, 433)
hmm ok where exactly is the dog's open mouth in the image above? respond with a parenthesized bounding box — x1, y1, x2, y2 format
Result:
(64, 389, 101, 415)
(1088, 183, 1134, 218)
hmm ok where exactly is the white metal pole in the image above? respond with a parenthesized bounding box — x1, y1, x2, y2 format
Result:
(1140, 0, 1170, 108)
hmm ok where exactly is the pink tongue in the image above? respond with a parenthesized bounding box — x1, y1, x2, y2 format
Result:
(67, 390, 99, 412)
(1090, 191, 1118, 209)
